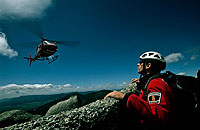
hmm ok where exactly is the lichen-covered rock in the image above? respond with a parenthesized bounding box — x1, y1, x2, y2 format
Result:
(121, 83, 137, 94)
(45, 95, 81, 116)
(2, 84, 137, 129)
(3, 99, 120, 129)
(0, 110, 41, 128)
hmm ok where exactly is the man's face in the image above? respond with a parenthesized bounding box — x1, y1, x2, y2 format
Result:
(137, 61, 144, 74)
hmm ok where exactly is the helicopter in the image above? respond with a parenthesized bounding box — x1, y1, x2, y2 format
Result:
(24, 37, 80, 66)
(21, 21, 80, 66)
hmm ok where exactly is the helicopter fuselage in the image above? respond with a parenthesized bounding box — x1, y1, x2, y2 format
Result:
(24, 40, 59, 66)
(37, 40, 58, 57)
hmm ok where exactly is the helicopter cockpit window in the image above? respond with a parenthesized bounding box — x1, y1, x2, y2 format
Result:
(43, 41, 49, 45)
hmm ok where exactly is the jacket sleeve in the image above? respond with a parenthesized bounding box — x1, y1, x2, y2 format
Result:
(125, 78, 173, 127)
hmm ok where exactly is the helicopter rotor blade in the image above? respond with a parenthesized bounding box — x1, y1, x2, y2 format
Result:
(13, 17, 44, 39)
(20, 20, 43, 38)
(18, 41, 41, 48)
(49, 40, 80, 47)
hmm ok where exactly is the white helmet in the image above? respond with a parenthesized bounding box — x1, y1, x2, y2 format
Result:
(139, 51, 166, 70)
(140, 51, 165, 63)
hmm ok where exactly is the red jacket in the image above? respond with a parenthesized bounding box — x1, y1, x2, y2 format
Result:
(126, 78, 176, 129)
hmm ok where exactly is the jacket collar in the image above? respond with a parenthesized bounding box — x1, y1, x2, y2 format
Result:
(137, 73, 160, 90)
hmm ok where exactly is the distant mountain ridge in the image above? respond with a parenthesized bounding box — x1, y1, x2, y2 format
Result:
(0, 90, 111, 115)
(0, 93, 69, 114)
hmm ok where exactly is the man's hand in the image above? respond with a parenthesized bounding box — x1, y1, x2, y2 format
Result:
(104, 91, 125, 100)
(131, 78, 140, 84)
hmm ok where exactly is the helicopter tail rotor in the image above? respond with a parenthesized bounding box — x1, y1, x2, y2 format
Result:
(29, 54, 32, 66)
(24, 53, 33, 66)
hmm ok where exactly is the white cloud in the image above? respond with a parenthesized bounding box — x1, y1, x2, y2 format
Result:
(0, 82, 127, 100)
(22, 84, 53, 89)
(1, 84, 18, 89)
(1, 83, 53, 89)
(186, 46, 200, 61)
(190, 55, 199, 60)
(63, 84, 72, 88)
(0, 0, 55, 20)
(0, 83, 66, 99)
(122, 82, 128, 85)
(119, 82, 128, 87)
(0, 32, 18, 58)
(165, 53, 184, 63)
(177, 72, 186, 75)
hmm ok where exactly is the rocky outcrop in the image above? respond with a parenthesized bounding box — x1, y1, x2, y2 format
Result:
(45, 95, 81, 116)
(3, 99, 120, 129)
(0, 110, 40, 128)
(3, 84, 137, 129)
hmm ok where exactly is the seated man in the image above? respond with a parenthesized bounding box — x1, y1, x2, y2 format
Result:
(105, 51, 176, 130)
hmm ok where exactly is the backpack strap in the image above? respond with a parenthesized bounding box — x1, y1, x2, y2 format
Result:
(144, 73, 162, 91)
(142, 73, 162, 99)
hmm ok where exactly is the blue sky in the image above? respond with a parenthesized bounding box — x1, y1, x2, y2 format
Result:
(0, 0, 200, 92)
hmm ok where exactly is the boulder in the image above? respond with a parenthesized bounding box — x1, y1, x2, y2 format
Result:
(45, 95, 81, 116)
(0, 110, 40, 128)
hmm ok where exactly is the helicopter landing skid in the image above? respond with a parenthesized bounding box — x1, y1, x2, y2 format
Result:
(46, 55, 59, 64)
